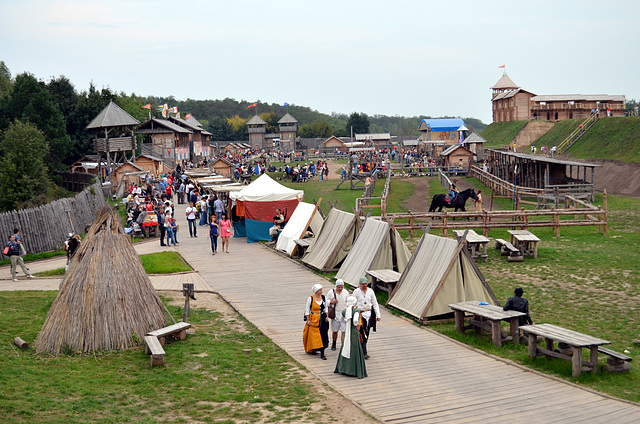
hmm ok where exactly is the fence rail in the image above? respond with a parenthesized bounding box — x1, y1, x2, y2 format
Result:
(0, 181, 106, 255)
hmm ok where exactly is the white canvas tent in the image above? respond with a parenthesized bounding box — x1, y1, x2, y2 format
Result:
(229, 174, 304, 243)
(302, 209, 361, 272)
(335, 218, 411, 286)
(388, 233, 497, 321)
(275, 202, 324, 256)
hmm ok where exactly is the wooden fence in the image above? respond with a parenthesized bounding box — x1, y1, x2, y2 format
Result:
(384, 193, 607, 238)
(0, 181, 106, 255)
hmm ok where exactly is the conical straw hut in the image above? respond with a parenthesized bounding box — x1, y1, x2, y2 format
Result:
(36, 206, 168, 354)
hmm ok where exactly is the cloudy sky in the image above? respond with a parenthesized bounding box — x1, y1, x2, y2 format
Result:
(2, 0, 638, 124)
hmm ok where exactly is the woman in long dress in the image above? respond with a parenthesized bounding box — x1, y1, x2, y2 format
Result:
(303, 284, 329, 360)
(334, 296, 367, 378)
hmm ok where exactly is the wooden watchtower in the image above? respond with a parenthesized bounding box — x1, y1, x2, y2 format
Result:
(278, 113, 298, 152)
(246, 115, 267, 151)
(86, 101, 140, 182)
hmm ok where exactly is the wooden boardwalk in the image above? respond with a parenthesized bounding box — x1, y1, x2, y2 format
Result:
(3, 209, 640, 422)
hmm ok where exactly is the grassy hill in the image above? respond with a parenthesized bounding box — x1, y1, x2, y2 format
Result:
(479, 120, 528, 148)
(532, 116, 640, 163)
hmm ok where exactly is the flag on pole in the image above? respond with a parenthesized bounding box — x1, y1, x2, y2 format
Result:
(254, 163, 261, 175)
(176, 113, 180, 119)
(185, 113, 192, 120)
(142, 103, 151, 110)
(498, 65, 506, 68)
(279, 102, 288, 111)
(170, 106, 178, 113)
(246, 103, 257, 109)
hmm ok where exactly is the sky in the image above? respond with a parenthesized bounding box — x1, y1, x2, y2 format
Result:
(1, 0, 639, 124)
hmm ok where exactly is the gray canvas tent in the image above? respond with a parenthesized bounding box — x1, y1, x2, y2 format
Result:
(302, 209, 360, 272)
(335, 218, 412, 287)
(275, 201, 324, 256)
(388, 233, 497, 321)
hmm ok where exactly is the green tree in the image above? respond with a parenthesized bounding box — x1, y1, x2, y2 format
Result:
(208, 117, 233, 141)
(346, 112, 370, 135)
(116, 92, 149, 123)
(0, 120, 51, 211)
(68, 83, 117, 160)
(0, 73, 72, 170)
(0, 61, 11, 99)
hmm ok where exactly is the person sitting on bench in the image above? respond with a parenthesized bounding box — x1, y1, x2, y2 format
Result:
(503, 287, 534, 325)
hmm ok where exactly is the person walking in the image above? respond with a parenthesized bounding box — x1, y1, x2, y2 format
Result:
(209, 215, 219, 255)
(334, 296, 367, 378)
(199, 195, 209, 226)
(165, 210, 178, 246)
(303, 283, 329, 360)
(219, 213, 232, 253)
(474, 190, 483, 220)
(213, 195, 225, 222)
(186, 201, 198, 238)
(327, 279, 350, 351)
(353, 276, 381, 360)
(4, 235, 34, 281)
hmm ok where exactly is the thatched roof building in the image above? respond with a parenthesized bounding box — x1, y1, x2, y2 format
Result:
(36, 207, 168, 354)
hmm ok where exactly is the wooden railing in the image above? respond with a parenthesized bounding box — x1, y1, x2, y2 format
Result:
(557, 114, 599, 153)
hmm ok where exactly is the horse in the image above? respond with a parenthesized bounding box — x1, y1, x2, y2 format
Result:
(429, 188, 479, 215)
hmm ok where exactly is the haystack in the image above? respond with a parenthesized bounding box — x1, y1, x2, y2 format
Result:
(35, 206, 168, 354)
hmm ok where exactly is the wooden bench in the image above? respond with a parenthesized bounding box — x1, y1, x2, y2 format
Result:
(520, 323, 611, 377)
(366, 269, 402, 294)
(449, 301, 526, 347)
(144, 335, 166, 366)
(495, 238, 523, 262)
(508, 230, 541, 259)
(293, 238, 312, 258)
(598, 347, 633, 373)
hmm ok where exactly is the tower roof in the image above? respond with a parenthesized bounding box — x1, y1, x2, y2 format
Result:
(246, 115, 267, 125)
(278, 113, 298, 124)
(491, 72, 520, 90)
(86, 101, 140, 129)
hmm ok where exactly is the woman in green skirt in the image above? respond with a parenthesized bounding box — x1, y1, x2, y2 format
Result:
(334, 296, 367, 379)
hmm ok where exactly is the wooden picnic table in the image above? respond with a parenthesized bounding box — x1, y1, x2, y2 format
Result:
(449, 301, 526, 347)
(453, 229, 490, 262)
(366, 269, 401, 293)
(508, 229, 540, 259)
(520, 323, 611, 377)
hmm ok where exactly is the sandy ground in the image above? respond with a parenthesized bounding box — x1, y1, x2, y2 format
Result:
(160, 291, 379, 424)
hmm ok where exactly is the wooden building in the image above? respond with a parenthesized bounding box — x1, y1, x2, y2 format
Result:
(112, 162, 145, 189)
(485, 149, 600, 199)
(278, 113, 298, 152)
(441, 145, 474, 170)
(86, 101, 140, 183)
(491, 72, 626, 122)
(136, 118, 192, 165)
(321, 135, 348, 152)
(168, 116, 213, 161)
(355, 133, 391, 149)
(211, 157, 233, 178)
(246, 115, 267, 150)
(462, 132, 487, 162)
(223, 142, 251, 156)
(136, 154, 170, 176)
(70, 155, 107, 178)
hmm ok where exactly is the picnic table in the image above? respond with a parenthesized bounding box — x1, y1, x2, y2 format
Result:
(507, 230, 540, 259)
(449, 301, 526, 347)
(453, 230, 490, 262)
(520, 323, 611, 377)
(366, 269, 401, 294)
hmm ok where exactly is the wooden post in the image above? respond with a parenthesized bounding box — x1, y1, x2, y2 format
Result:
(454, 310, 465, 333)
(14, 337, 28, 349)
(509, 318, 520, 345)
(528, 333, 538, 359)
(590, 346, 599, 375)
(442, 211, 448, 237)
(572, 346, 583, 378)
(603, 189, 608, 236)
(491, 320, 502, 347)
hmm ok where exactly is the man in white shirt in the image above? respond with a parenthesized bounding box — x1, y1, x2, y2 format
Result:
(185, 201, 198, 237)
(327, 279, 350, 351)
(353, 276, 381, 359)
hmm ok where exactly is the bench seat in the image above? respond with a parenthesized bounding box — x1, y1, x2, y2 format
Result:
(146, 322, 191, 340)
(144, 335, 166, 366)
(598, 347, 632, 373)
(495, 238, 523, 262)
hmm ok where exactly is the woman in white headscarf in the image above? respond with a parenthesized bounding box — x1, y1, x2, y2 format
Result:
(303, 283, 329, 360)
(334, 296, 367, 378)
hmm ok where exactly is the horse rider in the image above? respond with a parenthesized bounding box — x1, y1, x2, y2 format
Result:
(445, 183, 458, 202)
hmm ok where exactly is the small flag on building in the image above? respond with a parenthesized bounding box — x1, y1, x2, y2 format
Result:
(279, 102, 288, 111)
(142, 103, 151, 110)
(246, 103, 257, 109)
(185, 113, 192, 120)
(498, 65, 506, 68)
(176, 113, 180, 119)
(170, 106, 178, 113)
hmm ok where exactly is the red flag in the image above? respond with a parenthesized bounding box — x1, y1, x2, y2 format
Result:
(498, 65, 506, 68)
(185, 113, 192, 120)
(142, 103, 151, 109)
(246, 103, 257, 109)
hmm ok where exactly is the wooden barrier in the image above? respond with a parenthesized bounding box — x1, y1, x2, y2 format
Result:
(0, 181, 106, 255)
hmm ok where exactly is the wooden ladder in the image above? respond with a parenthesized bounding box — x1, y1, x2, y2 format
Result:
(557, 114, 598, 154)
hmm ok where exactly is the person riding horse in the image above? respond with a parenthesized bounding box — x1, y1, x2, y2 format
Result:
(445, 184, 459, 202)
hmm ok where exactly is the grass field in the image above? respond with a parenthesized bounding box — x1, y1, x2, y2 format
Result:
(0, 292, 337, 423)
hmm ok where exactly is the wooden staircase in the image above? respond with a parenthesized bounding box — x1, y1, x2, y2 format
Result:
(557, 114, 599, 154)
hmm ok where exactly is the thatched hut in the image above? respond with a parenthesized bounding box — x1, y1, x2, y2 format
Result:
(36, 207, 168, 354)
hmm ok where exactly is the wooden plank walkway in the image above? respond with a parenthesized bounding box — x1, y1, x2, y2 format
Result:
(3, 208, 640, 422)
(175, 233, 640, 423)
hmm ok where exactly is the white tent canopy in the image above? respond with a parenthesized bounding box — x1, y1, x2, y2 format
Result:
(229, 173, 303, 202)
(302, 209, 360, 272)
(388, 233, 497, 321)
(276, 202, 324, 256)
(335, 218, 411, 287)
